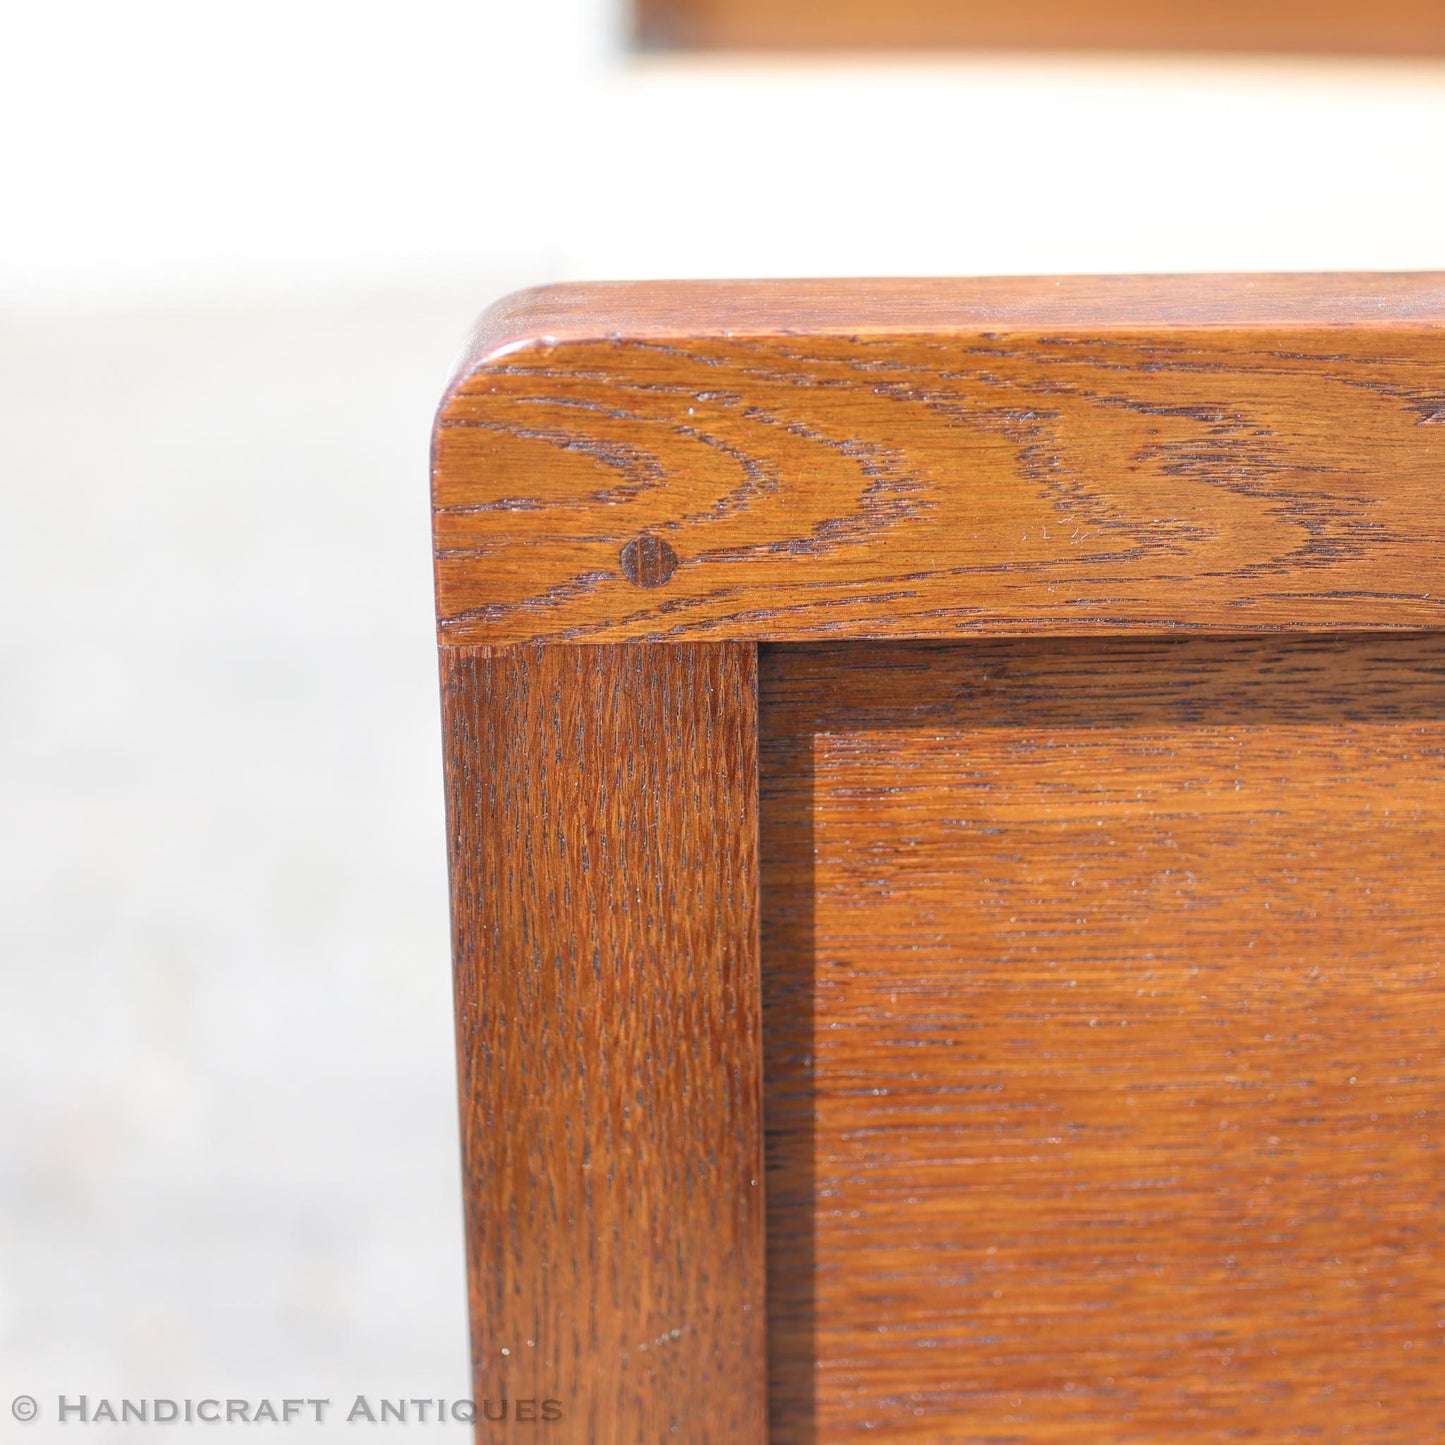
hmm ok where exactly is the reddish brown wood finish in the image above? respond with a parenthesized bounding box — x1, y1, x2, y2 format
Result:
(434, 275, 1445, 646)
(440, 644, 766, 1445)
(435, 277, 1445, 1445)
(761, 635, 1445, 1444)
(636, 0, 1445, 55)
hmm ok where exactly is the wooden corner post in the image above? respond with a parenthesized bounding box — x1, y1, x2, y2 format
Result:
(438, 643, 764, 1445)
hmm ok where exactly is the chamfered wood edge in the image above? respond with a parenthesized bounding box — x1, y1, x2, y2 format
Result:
(439, 272, 1445, 402)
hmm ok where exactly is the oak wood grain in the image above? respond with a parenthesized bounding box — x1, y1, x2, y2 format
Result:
(637, 0, 1445, 55)
(433, 274, 1445, 646)
(760, 633, 1445, 1444)
(441, 643, 766, 1445)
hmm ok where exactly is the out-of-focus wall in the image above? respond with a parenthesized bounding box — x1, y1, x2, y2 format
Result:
(0, 0, 606, 306)
(2, 3, 1443, 1439)
(0, 289, 503, 1442)
(5, 0, 1445, 308)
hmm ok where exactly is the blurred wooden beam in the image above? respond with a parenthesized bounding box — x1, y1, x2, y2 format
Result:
(636, 0, 1445, 55)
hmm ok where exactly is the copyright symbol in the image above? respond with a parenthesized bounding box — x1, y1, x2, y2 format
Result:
(11, 1396, 37, 1422)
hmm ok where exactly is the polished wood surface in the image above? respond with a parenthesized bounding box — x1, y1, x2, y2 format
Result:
(435, 279, 1445, 1444)
(433, 274, 1445, 646)
(761, 634, 1445, 1443)
(441, 643, 767, 1445)
(636, 0, 1445, 54)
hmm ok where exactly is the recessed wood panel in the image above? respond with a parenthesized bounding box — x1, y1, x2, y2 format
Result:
(761, 635, 1445, 1443)
(636, 0, 1445, 55)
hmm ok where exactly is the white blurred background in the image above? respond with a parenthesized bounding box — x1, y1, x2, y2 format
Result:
(2, 0, 1444, 1437)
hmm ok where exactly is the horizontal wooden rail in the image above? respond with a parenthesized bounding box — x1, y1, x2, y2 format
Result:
(433, 273, 1445, 644)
